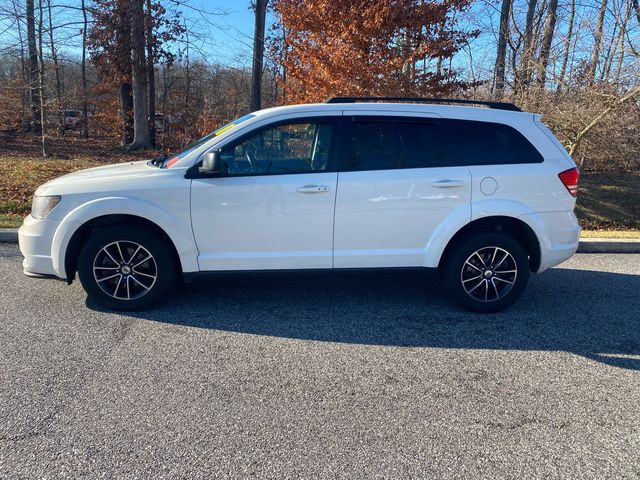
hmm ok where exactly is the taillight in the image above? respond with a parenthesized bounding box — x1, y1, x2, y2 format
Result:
(558, 167, 580, 197)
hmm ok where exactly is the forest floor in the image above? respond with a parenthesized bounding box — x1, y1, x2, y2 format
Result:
(1, 132, 639, 235)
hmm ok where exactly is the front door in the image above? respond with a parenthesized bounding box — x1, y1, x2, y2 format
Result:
(191, 117, 338, 271)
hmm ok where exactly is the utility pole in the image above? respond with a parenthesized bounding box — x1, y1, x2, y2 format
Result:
(250, 0, 267, 112)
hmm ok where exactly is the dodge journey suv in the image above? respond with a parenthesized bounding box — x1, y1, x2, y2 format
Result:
(19, 97, 581, 312)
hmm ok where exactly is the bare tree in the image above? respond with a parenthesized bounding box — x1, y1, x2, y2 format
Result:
(494, 0, 512, 98)
(614, 0, 632, 83)
(36, 0, 48, 155)
(81, 0, 88, 138)
(251, 0, 267, 112)
(46, 0, 63, 133)
(557, 0, 575, 91)
(184, 19, 191, 115)
(588, 0, 608, 84)
(145, 0, 156, 146)
(130, 0, 150, 148)
(569, 83, 640, 155)
(536, 0, 559, 87)
(10, 0, 28, 127)
(600, 3, 621, 83)
(115, 0, 133, 145)
(26, 0, 41, 133)
(516, 0, 538, 93)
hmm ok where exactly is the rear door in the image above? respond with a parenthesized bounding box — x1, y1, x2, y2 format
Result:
(333, 115, 471, 268)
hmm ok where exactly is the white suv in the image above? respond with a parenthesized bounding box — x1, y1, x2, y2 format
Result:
(19, 97, 581, 312)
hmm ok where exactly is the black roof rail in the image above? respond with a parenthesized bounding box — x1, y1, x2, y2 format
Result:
(324, 96, 521, 112)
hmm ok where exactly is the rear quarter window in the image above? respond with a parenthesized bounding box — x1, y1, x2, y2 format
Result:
(447, 119, 543, 165)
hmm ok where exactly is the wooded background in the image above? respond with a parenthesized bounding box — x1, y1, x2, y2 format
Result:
(0, 0, 638, 173)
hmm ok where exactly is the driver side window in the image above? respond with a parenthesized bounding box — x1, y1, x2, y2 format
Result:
(220, 121, 333, 175)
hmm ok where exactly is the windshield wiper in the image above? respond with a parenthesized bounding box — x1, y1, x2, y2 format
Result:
(150, 154, 167, 167)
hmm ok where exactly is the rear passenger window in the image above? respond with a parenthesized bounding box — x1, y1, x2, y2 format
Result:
(349, 120, 445, 171)
(448, 119, 543, 165)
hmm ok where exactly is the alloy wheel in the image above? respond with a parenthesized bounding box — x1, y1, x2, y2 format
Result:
(460, 246, 518, 303)
(92, 240, 157, 300)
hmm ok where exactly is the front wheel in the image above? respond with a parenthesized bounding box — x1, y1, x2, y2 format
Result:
(77, 225, 176, 310)
(442, 233, 530, 313)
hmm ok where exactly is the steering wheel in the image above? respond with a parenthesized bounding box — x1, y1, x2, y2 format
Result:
(244, 142, 259, 171)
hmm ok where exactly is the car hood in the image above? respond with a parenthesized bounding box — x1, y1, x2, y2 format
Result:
(35, 160, 158, 196)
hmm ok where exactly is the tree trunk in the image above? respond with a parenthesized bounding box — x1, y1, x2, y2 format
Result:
(435, 17, 446, 80)
(536, 0, 558, 87)
(81, 0, 88, 138)
(120, 82, 134, 145)
(46, 0, 63, 134)
(588, 0, 608, 84)
(600, 18, 619, 83)
(251, 0, 267, 112)
(13, 0, 28, 129)
(184, 20, 190, 116)
(494, 0, 512, 98)
(26, 0, 41, 134)
(145, 0, 156, 146)
(557, 0, 575, 91)
(36, 0, 49, 156)
(130, 0, 150, 148)
(531, 0, 546, 55)
(614, 0, 631, 84)
(115, 0, 134, 144)
(516, 0, 538, 93)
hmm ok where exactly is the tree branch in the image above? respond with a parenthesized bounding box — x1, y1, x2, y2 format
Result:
(569, 84, 640, 156)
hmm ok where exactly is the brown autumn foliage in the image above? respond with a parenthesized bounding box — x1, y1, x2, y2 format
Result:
(270, 0, 476, 103)
(89, 78, 125, 140)
(0, 76, 26, 132)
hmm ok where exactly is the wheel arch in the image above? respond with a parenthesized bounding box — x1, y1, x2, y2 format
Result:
(437, 215, 541, 272)
(50, 196, 199, 281)
(63, 214, 185, 284)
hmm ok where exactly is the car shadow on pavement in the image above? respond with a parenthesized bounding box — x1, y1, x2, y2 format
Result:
(90, 268, 640, 370)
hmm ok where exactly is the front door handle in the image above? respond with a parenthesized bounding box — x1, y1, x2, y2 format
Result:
(432, 180, 464, 188)
(297, 185, 331, 193)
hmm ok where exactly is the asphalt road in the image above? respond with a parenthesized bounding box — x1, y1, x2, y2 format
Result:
(1, 243, 639, 479)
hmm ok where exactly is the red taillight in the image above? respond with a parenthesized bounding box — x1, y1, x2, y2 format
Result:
(558, 167, 580, 197)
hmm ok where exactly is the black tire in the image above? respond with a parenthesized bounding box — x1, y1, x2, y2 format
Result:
(442, 232, 530, 313)
(77, 225, 176, 310)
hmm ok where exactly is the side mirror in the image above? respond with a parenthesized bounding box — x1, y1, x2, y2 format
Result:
(198, 150, 225, 175)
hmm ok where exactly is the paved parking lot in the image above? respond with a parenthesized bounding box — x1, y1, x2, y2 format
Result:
(1, 243, 639, 478)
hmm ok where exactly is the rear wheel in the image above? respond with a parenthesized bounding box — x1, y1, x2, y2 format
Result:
(442, 232, 530, 313)
(77, 225, 176, 310)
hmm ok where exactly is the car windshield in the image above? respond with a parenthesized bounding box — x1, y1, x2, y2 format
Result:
(162, 113, 255, 168)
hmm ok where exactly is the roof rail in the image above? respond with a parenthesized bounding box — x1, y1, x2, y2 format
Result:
(324, 96, 521, 112)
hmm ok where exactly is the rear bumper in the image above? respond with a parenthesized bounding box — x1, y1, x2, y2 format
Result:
(521, 211, 580, 272)
(18, 215, 62, 279)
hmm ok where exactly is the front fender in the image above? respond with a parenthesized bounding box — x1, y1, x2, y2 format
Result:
(50, 196, 199, 277)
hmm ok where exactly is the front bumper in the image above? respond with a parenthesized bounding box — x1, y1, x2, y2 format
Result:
(18, 215, 62, 278)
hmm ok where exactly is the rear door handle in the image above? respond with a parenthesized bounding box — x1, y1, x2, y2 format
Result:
(296, 185, 331, 194)
(432, 180, 464, 188)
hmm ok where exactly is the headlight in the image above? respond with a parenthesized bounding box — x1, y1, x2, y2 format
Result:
(31, 195, 61, 219)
